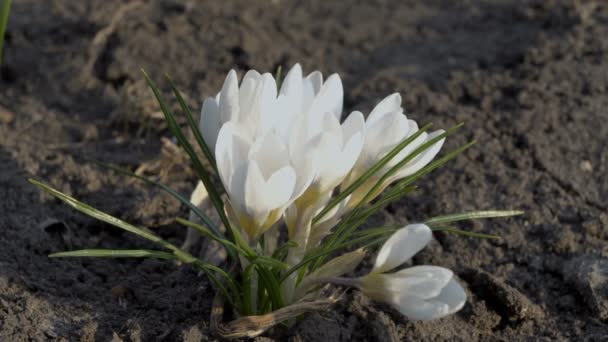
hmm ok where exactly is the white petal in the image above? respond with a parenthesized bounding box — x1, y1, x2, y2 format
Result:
(394, 277, 466, 321)
(219, 69, 240, 123)
(256, 73, 279, 134)
(393, 129, 445, 180)
(319, 110, 342, 140)
(389, 266, 453, 299)
(338, 130, 364, 180)
(341, 111, 365, 145)
(200, 97, 221, 152)
(310, 132, 343, 191)
(289, 153, 316, 202)
(248, 132, 290, 179)
(309, 73, 343, 120)
(280, 64, 303, 99)
(361, 111, 409, 167)
(306, 71, 323, 94)
(302, 71, 323, 112)
(263, 166, 297, 209)
(238, 70, 261, 120)
(228, 161, 249, 217)
(242, 69, 262, 85)
(244, 160, 271, 225)
(434, 278, 467, 315)
(215, 122, 251, 194)
(388, 125, 427, 169)
(367, 93, 403, 124)
(372, 224, 432, 273)
(395, 295, 450, 321)
(189, 181, 209, 209)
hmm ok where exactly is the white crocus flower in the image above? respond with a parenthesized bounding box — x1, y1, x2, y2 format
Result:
(199, 69, 280, 153)
(215, 123, 297, 240)
(357, 224, 467, 321)
(344, 94, 445, 207)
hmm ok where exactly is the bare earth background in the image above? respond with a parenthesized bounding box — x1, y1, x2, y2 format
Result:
(0, 0, 607, 341)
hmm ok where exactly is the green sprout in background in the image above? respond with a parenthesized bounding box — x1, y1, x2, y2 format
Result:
(0, 0, 11, 66)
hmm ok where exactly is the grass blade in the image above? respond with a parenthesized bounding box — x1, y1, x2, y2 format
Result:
(275, 65, 283, 90)
(432, 226, 500, 239)
(425, 210, 524, 227)
(50, 249, 176, 259)
(30, 178, 174, 249)
(0, 0, 11, 65)
(166, 75, 218, 172)
(94, 160, 223, 238)
(314, 123, 434, 223)
(142, 70, 233, 234)
(176, 217, 241, 258)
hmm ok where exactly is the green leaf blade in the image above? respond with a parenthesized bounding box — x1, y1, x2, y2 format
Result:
(50, 249, 176, 259)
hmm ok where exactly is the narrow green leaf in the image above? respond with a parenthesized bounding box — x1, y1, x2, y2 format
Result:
(241, 264, 256, 315)
(254, 256, 288, 270)
(346, 185, 417, 225)
(0, 0, 11, 66)
(50, 249, 176, 260)
(392, 140, 477, 189)
(166, 75, 218, 172)
(29, 178, 205, 265)
(432, 226, 500, 239)
(275, 65, 283, 90)
(31, 178, 171, 247)
(376, 123, 464, 192)
(142, 70, 233, 235)
(175, 217, 241, 258)
(314, 123, 434, 223)
(257, 266, 284, 309)
(94, 160, 223, 238)
(425, 210, 524, 227)
(333, 137, 474, 245)
(271, 240, 297, 261)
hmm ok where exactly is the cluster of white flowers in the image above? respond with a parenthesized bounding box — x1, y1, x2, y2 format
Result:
(191, 64, 465, 320)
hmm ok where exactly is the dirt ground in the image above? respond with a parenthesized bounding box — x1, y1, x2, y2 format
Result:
(0, 0, 607, 340)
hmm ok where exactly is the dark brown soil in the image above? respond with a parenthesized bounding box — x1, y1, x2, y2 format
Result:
(1, 0, 607, 341)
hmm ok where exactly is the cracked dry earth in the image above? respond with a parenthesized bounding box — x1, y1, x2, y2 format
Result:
(0, 0, 607, 341)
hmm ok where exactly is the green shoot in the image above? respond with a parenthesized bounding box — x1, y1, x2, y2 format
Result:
(0, 0, 10, 66)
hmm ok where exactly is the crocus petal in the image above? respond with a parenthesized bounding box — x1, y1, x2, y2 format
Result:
(394, 277, 466, 321)
(200, 97, 221, 152)
(388, 266, 453, 299)
(256, 73, 279, 135)
(215, 122, 251, 193)
(310, 132, 343, 191)
(358, 111, 410, 171)
(309, 73, 343, 120)
(289, 153, 316, 203)
(367, 93, 402, 124)
(392, 129, 445, 180)
(248, 132, 290, 179)
(372, 224, 432, 273)
(219, 69, 240, 123)
(280, 64, 303, 104)
(262, 166, 297, 209)
(341, 111, 365, 146)
(394, 295, 450, 321)
(189, 181, 209, 211)
(434, 278, 467, 315)
(239, 70, 261, 112)
(244, 160, 271, 225)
